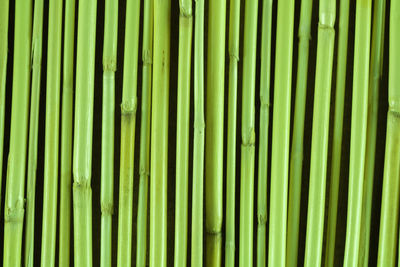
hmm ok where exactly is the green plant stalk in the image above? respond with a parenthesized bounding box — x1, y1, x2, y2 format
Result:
(2, 0, 32, 266)
(150, 0, 170, 265)
(303, 1, 335, 266)
(285, 0, 313, 265)
(0, 0, 9, 217)
(343, 0, 372, 265)
(239, 0, 258, 266)
(358, 0, 385, 265)
(324, 0, 350, 265)
(101, 0, 118, 266)
(24, 0, 44, 265)
(174, 0, 193, 265)
(40, 0, 63, 265)
(72, 0, 97, 266)
(257, 0, 272, 265)
(136, 0, 153, 266)
(225, 0, 240, 264)
(377, 0, 400, 264)
(268, 0, 295, 265)
(205, 0, 226, 264)
(59, 0, 76, 265)
(117, 0, 140, 265)
(191, 0, 205, 265)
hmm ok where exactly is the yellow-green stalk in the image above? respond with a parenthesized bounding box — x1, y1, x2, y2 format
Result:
(174, 0, 193, 265)
(101, 0, 118, 266)
(150, 0, 170, 265)
(117, 0, 141, 265)
(72, 0, 97, 265)
(40, 0, 63, 265)
(2, 0, 32, 266)
(24, 0, 44, 265)
(268, 0, 295, 265)
(343, 0, 372, 265)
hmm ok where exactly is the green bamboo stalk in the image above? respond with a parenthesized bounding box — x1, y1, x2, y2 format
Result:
(376, 0, 400, 265)
(150, 0, 170, 265)
(225, 0, 240, 264)
(72, 0, 97, 265)
(303, 0, 335, 266)
(239, 0, 258, 266)
(2, 0, 32, 266)
(191, 0, 205, 265)
(174, 0, 193, 265)
(117, 0, 140, 265)
(136, 0, 153, 265)
(285, 0, 313, 265)
(101, 0, 118, 266)
(343, 0, 372, 265)
(24, 0, 44, 265)
(324, 0, 350, 265)
(40, 0, 63, 265)
(358, 0, 386, 265)
(205, 0, 226, 263)
(59, 0, 76, 265)
(268, 0, 295, 265)
(0, 0, 10, 216)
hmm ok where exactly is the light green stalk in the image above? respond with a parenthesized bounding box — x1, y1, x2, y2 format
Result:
(150, 0, 170, 265)
(285, 0, 313, 265)
(117, 0, 140, 265)
(343, 0, 372, 266)
(174, 0, 193, 265)
(324, 0, 350, 265)
(2, 0, 32, 266)
(257, 0, 272, 265)
(268, 0, 295, 265)
(377, 0, 400, 265)
(226, 0, 240, 264)
(191, 0, 205, 265)
(72, 0, 97, 266)
(24, 0, 44, 265)
(303, 0, 335, 266)
(59, 0, 76, 265)
(205, 0, 226, 264)
(358, 0, 386, 265)
(136, 0, 153, 265)
(40, 0, 63, 265)
(101, 0, 118, 266)
(0, 0, 10, 216)
(239, 0, 258, 266)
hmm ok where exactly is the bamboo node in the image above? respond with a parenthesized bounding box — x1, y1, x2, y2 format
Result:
(179, 5, 192, 18)
(121, 99, 137, 116)
(101, 203, 114, 215)
(4, 199, 25, 223)
(139, 167, 150, 177)
(103, 58, 117, 72)
(242, 128, 256, 146)
(257, 213, 267, 225)
(229, 53, 239, 62)
(225, 241, 235, 251)
(143, 49, 153, 65)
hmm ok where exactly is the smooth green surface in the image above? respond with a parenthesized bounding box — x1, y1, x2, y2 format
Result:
(377, 0, 400, 265)
(136, 0, 153, 265)
(150, 0, 170, 265)
(101, 0, 118, 266)
(303, 0, 335, 265)
(24, 0, 44, 265)
(286, 0, 313, 264)
(191, 0, 205, 265)
(2, 0, 32, 266)
(268, 0, 295, 265)
(343, 0, 372, 266)
(73, 0, 97, 265)
(41, 0, 63, 265)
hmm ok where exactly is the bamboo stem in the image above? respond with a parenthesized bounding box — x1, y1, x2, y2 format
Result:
(72, 0, 97, 265)
(24, 0, 44, 265)
(268, 0, 295, 265)
(343, 0, 372, 265)
(2, 0, 32, 266)
(150, 0, 170, 265)
(303, 0, 335, 266)
(101, 0, 118, 266)
(191, 0, 205, 265)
